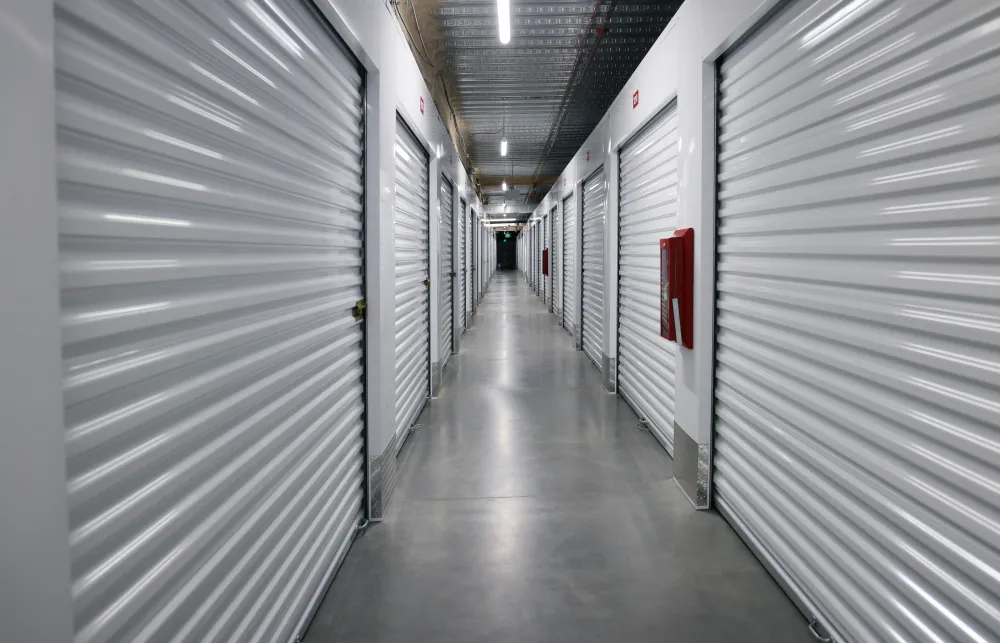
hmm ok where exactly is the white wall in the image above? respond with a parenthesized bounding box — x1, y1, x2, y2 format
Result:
(0, 1, 75, 642)
(316, 0, 481, 456)
(531, 0, 784, 481)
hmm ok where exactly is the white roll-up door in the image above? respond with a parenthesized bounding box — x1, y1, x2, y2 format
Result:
(458, 199, 467, 335)
(617, 105, 679, 453)
(56, 1, 365, 641)
(536, 222, 542, 297)
(533, 224, 539, 293)
(581, 170, 606, 369)
(439, 177, 454, 368)
(467, 209, 474, 321)
(528, 225, 533, 290)
(714, 2, 1000, 642)
(544, 214, 551, 306)
(562, 194, 576, 335)
(529, 226, 534, 289)
(472, 213, 479, 311)
(394, 118, 429, 440)
(478, 216, 483, 306)
(552, 205, 561, 316)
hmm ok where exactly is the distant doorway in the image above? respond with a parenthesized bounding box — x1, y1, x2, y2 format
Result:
(497, 231, 518, 270)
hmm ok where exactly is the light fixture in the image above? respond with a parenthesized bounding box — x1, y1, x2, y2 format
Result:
(497, 0, 511, 44)
(500, 138, 507, 156)
(502, 179, 507, 191)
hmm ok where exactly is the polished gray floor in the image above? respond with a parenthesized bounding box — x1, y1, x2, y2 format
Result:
(305, 271, 809, 643)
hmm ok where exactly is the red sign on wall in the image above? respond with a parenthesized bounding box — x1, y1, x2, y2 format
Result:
(420, 96, 424, 115)
(632, 89, 639, 109)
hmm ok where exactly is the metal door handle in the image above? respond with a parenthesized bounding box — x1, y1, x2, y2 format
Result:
(351, 299, 366, 321)
(808, 620, 832, 643)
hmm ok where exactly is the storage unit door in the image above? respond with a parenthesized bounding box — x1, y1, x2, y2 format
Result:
(542, 215, 549, 305)
(529, 227, 534, 290)
(552, 207, 560, 316)
(529, 227, 534, 289)
(458, 199, 467, 335)
(581, 171, 606, 369)
(468, 212, 474, 318)
(56, 1, 366, 641)
(534, 226, 539, 292)
(472, 216, 479, 311)
(439, 177, 454, 367)
(562, 194, 576, 334)
(713, 2, 1000, 643)
(617, 105, 679, 453)
(536, 224, 542, 296)
(394, 119, 430, 439)
(531, 228, 535, 288)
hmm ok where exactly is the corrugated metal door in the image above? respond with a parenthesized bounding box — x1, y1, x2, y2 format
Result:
(617, 105, 679, 453)
(714, 2, 1000, 642)
(581, 170, 606, 369)
(468, 210, 473, 320)
(528, 222, 538, 290)
(528, 225, 533, 290)
(529, 226, 534, 289)
(562, 194, 576, 334)
(458, 198, 467, 335)
(536, 222, 542, 296)
(394, 118, 430, 441)
(552, 205, 560, 316)
(439, 177, 454, 367)
(481, 223, 485, 298)
(55, 1, 365, 641)
(471, 213, 479, 312)
(542, 214, 549, 305)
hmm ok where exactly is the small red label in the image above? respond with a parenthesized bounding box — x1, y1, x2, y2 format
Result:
(419, 97, 424, 115)
(632, 90, 639, 109)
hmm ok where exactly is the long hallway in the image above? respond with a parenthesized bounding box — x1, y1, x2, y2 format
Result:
(305, 271, 808, 643)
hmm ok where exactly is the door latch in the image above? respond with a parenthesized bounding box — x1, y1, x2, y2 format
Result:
(351, 299, 366, 321)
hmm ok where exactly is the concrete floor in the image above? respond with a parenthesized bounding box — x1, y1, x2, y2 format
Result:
(305, 271, 809, 643)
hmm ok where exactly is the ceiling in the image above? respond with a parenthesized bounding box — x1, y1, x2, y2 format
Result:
(393, 0, 680, 213)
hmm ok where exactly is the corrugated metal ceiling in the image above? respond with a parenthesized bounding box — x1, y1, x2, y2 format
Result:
(394, 0, 679, 208)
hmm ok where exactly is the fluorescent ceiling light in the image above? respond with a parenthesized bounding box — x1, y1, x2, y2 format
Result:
(497, 0, 511, 44)
(500, 138, 508, 156)
(502, 180, 507, 191)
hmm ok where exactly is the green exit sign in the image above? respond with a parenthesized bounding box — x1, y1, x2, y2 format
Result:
(505, 232, 511, 238)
